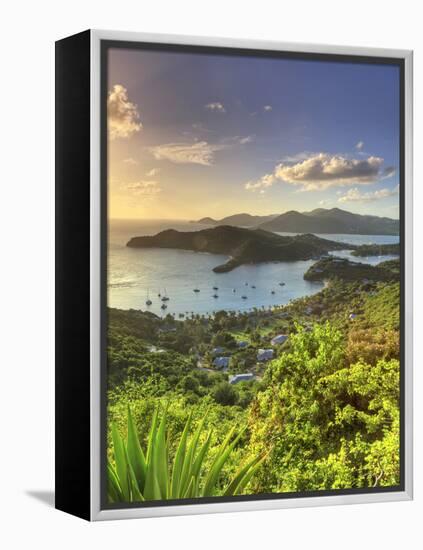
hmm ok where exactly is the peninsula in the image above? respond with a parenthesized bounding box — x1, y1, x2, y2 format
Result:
(126, 225, 356, 273)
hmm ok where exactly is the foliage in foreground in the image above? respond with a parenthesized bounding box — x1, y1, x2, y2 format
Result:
(248, 322, 400, 493)
(108, 407, 265, 503)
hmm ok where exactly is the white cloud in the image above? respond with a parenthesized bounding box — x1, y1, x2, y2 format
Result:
(274, 154, 384, 189)
(355, 140, 364, 151)
(123, 157, 138, 165)
(121, 180, 161, 198)
(263, 105, 273, 112)
(245, 153, 389, 193)
(149, 141, 225, 166)
(239, 135, 254, 145)
(338, 185, 399, 203)
(146, 168, 160, 177)
(108, 85, 142, 140)
(205, 102, 226, 113)
(245, 173, 276, 191)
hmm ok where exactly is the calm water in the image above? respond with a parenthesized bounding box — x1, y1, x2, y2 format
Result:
(108, 220, 399, 316)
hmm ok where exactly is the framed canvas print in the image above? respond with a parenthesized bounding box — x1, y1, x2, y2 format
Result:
(55, 30, 413, 521)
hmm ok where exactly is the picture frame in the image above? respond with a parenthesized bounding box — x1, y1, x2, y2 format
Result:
(55, 29, 413, 521)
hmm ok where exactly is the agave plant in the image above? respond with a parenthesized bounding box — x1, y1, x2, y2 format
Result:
(108, 407, 265, 503)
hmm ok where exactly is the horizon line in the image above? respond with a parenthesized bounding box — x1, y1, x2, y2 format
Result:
(109, 206, 400, 222)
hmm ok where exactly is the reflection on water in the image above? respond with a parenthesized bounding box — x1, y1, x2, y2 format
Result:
(108, 219, 399, 316)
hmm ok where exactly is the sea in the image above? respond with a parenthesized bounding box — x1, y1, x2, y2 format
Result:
(108, 219, 399, 317)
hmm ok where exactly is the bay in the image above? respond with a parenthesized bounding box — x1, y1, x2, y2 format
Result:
(108, 219, 399, 316)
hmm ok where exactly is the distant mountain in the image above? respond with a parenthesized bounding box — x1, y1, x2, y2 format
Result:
(127, 225, 355, 273)
(193, 213, 278, 227)
(195, 217, 218, 225)
(258, 208, 399, 235)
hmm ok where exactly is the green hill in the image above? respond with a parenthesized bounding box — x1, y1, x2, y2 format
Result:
(127, 225, 355, 273)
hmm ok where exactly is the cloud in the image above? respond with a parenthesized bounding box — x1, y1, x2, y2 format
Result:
(355, 141, 364, 151)
(123, 157, 138, 165)
(149, 141, 225, 166)
(222, 135, 255, 146)
(245, 173, 276, 191)
(146, 168, 160, 177)
(245, 153, 389, 193)
(338, 185, 399, 203)
(274, 154, 384, 189)
(239, 135, 254, 145)
(108, 85, 142, 140)
(382, 166, 396, 179)
(263, 105, 273, 112)
(121, 180, 161, 198)
(205, 102, 226, 113)
(191, 122, 213, 133)
(280, 151, 317, 163)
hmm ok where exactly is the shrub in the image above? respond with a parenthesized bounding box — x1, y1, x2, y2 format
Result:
(212, 382, 238, 406)
(108, 407, 265, 502)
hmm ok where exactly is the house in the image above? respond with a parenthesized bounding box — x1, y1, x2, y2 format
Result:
(304, 306, 313, 315)
(349, 313, 357, 320)
(257, 349, 274, 362)
(229, 373, 255, 385)
(271, 334, 288, 346)
(213, 356, 230, 370)
(212, 346, 225, 355)
(237, 340, 249, 348)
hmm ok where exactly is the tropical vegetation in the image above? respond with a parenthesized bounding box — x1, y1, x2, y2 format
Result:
(107, 258, 401, 502)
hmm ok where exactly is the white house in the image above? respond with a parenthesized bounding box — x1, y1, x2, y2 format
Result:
(229, 373, 255, 385)
(271, 334, 288, 346)
(257, 349, 274, 362)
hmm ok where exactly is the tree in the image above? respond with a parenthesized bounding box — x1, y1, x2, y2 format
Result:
(178, 375, 200, 394)
(212, 331, 236, 349)
(212, 381, 238, 406)
(248, 322, 400, 493)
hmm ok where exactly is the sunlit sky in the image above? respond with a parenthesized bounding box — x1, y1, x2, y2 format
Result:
(107, 47, 400, 221)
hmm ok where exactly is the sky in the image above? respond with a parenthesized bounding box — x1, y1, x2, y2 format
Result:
(107, 46, 400, 220)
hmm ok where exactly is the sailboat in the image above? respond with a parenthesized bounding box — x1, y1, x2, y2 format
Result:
(145, 289, 152, 306)
(161, 288, 170, 301)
